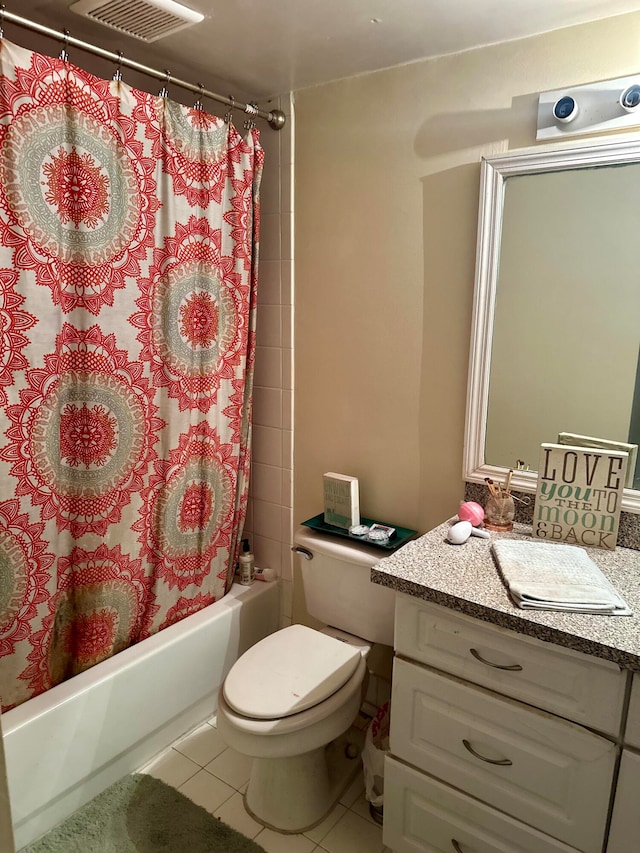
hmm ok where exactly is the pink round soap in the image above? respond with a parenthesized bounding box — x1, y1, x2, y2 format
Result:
(458, 501, 485, 526)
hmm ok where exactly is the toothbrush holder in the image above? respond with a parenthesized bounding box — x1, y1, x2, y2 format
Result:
(484, 494, 515, 532)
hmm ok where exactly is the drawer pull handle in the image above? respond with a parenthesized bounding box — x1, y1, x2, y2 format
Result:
(469, 647, 522, 671)
(462, 738, 512, 766)
(451, 841, 464, 853)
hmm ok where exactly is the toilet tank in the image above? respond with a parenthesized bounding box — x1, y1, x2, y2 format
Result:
(293, 527, 395, 646)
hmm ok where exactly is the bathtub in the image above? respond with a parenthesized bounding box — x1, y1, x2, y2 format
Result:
(2, 580, 280, 850)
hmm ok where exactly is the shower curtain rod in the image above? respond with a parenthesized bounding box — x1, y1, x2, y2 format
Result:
(0, 6, 286, 130)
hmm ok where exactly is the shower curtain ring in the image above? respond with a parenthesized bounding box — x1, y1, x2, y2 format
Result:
(112, 50, 124, 82)
(59, 29, 70, 62)
(159, 69, 171, 99)
(0, 5, 5, 41)
(194, 83, 204, 110)
(224, 95, 235, 124)
(243, 102, 258, 131)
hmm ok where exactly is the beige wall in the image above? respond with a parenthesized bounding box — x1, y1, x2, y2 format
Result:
(294, 13, 640, 557)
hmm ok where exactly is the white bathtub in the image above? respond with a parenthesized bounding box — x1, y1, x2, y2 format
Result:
(2, 580, 280, 850)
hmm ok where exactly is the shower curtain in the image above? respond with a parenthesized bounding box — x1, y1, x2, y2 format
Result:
(0, 39, 263, 711)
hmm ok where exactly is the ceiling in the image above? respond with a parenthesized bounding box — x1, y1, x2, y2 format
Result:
(8, 0, 640, 107)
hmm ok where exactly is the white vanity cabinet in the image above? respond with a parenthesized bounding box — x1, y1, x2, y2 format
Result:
(394, 595, 626, 734)
(606, 674, 640, 852)
(622, 672, 640, 749)
(607, 750, 640, 852)
(384, 595, 626, 853)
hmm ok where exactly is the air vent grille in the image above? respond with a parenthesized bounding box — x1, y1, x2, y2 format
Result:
(70, 0, 204, 43)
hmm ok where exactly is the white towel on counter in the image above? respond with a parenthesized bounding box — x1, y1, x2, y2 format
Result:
(492, 540, 631, 615)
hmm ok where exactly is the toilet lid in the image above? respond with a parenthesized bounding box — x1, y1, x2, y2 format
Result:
(223, 624, 362, 720)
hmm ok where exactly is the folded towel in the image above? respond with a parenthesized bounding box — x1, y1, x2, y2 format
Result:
(492, 540, 631, 615)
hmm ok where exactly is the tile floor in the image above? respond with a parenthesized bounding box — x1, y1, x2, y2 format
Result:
(140, 716, 392, 853)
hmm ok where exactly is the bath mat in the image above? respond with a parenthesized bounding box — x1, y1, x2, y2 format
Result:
(22, 773, 266, 852)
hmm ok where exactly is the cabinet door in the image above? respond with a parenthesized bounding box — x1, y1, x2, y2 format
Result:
(607, 749, 640, 852)
(391, 658, 614, 853)
(384, 756, 581, 853)
(395, 595, 625, 734)
(624, 673, 640, 749)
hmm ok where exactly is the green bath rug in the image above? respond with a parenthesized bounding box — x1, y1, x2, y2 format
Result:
(22, 773, 266, 852)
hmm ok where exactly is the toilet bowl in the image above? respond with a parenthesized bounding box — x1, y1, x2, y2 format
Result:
(216, 527, 396, 833)
(216, 623, 370, 832)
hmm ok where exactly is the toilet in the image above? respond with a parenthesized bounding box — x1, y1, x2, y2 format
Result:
(216, 526, 395, 832)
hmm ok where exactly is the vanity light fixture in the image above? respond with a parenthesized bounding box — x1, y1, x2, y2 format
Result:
(538, 75, 640, 140)
(552, 95, 579, 123)
(619, 84, 640, 113)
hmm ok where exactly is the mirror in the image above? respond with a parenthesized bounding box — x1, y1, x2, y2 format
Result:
(464, 136, 640, 514)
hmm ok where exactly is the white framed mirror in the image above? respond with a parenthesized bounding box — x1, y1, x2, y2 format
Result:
(464, 135, 640, 514)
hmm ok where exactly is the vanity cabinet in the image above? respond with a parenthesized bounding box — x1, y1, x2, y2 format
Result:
(607, 674, 640, 852)
(622, 672, 640, 749)
(394, 595, 626, 734)
(385, 758, 581, 853)
(385, 595, 626, 853)
(607, 750, 640, 852)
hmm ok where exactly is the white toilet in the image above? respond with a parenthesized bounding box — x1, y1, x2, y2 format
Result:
(216, 526, 395, 832)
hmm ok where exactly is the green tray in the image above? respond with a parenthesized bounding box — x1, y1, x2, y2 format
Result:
(301, 513, 418, 551)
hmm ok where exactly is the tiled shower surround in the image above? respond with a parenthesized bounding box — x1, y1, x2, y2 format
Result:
(244, 94, 295, 626)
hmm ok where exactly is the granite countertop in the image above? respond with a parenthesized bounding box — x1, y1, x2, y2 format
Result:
(371, 519, 640, 671)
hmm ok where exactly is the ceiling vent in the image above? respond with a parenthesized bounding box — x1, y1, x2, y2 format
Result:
(70, 0, 204, 43)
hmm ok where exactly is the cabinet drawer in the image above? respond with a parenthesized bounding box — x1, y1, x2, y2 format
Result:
(607, 749, 640, 852)
(624, 673, 640, 748)
(391, 658, 614, 853)
(384, 756, 580, 853)
(395, 594, 625, 734)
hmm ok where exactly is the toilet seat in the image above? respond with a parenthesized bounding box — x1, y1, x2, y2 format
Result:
(218, 654, 367, 738)
(223, 624, 361, 720)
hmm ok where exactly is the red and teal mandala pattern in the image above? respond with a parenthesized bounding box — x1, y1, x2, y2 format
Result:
(133, 95, 229, 208)
(19, 544, 158, 695)
(0, 499, 53, 659)
(156, 592, 217, 633)
(0, 57, 159, 315)
(0, 268, 37, 407)
(134, 423, 236, 591)
(130, 217, 250, 412)
(0, 324, 165, 538)
(222, 375, 253, 447)
(224, 163, 263, 273)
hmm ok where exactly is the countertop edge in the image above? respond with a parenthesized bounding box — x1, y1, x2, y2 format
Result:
(371, 566, 640, 672)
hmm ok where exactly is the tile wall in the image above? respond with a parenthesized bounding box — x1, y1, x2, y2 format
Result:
(243, 94, 295, 626)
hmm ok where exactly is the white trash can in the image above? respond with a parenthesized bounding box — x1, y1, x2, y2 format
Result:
(361, 702, 390, 824)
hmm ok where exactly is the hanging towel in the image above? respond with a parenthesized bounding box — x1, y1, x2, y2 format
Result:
(492, 540, 631, 615)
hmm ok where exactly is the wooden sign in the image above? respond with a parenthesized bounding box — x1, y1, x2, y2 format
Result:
(557, 432, 637, 489)
(533, 443, 628, 551)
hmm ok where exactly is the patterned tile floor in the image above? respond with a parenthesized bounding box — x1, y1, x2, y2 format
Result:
(140, 715, 392, 853)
